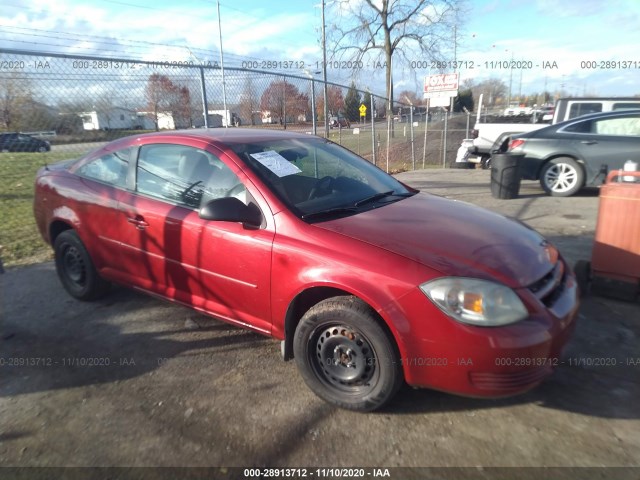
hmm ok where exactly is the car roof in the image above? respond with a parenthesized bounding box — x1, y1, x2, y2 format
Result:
(512, 109, 640, 139)
(555, 108, 640, 126)
(133, 128, 312, 143)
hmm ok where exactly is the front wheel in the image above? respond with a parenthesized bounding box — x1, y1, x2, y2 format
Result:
(293, 296, 403, 411)
(540, 157, 584, 197)
(54, 230, 110, 301)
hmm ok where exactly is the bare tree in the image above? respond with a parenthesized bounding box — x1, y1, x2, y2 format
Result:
(0, 72, 31, 130)
(329, 0, 464, 122)
(239, 76, 259, 125)
(316, 85, 344, 120)
(260, 80, 309, 125)
(463, 78, 508, 110)
(145, 74, 191, 130)
(397, 89, 422, 106)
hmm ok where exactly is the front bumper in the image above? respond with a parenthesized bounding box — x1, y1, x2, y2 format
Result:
(385, 262, 579, 398)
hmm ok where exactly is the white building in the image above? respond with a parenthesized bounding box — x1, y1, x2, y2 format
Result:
(79, 107, 142, 130)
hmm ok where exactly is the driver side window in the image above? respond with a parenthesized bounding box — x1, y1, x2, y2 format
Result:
(136, 144, 246, 209)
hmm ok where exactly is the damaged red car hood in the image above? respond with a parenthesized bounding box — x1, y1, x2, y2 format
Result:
(316, 193, 557, 288)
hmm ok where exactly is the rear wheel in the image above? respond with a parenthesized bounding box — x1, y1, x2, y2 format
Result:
(293, 296, 403, 411)
(540, 157, 584, 197)
(54, 230, 110, 300)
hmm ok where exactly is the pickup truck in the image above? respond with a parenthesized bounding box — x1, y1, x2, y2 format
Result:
(460, 96, 640, 169)
(468, 118, 546, 168)
(458, 94, 547, 168)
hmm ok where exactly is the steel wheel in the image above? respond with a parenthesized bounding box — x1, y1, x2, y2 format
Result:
(540, 157, 584, 197)
(312, 324, 378, 392)
(294, 296, 403, 411)
(54, 230, 110, 301)
(61, 244, 87, 286)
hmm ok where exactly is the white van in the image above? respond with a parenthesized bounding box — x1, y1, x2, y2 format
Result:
(553, 97, 640, 124)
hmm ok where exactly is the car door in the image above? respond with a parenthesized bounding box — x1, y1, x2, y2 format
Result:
(0, 133, 18, 151)
(72, 147, 134, 273)
(117, 143, 275, 333)
(567, 114, 640, 183)
(12, 134, 33, 152)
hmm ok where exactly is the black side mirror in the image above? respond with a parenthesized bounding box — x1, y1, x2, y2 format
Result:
(199, 197, 262, 228)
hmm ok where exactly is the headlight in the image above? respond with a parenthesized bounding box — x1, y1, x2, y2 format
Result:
(420, 277, 528, 327)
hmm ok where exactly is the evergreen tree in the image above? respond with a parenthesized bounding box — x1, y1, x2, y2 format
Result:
(344, 82, 361, 122)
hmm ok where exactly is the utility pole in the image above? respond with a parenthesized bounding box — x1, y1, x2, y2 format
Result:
(217, 0, 228, 127)
(321, 0, 329, 137)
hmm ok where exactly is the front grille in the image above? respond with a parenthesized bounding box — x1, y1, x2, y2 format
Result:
(528, 261, 566, 307)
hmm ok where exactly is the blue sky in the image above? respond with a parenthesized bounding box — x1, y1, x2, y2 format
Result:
(1, 0, 639, 98)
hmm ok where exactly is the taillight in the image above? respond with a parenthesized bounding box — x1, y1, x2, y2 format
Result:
(509, 138, 525, 150)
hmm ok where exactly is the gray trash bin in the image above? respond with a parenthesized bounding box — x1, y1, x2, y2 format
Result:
(491, 153, 523, 199)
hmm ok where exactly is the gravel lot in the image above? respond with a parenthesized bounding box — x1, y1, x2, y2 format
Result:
(1, 169, 638, 479)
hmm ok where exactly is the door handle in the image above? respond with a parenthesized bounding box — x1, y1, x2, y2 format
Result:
(127, 216, 149, 230)
(580, 140, 598, 145)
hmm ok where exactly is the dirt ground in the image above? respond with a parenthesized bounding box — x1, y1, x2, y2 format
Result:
(1, 170, 639, 479)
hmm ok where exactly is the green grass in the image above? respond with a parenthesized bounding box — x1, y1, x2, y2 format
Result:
(0, 151, 76, 266)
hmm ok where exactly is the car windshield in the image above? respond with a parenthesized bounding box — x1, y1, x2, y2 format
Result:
(229, 137, 414, 221)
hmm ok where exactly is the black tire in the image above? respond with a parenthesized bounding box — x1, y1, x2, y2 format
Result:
(37, 145, 48, 153)
(293, 296, 403, 411)
(540, 157, 584, 197)
(449, 161, 474, 169)
(573, 260, 591, 298)
(480, 155, 492, 170)
(54, 230, 110, 301)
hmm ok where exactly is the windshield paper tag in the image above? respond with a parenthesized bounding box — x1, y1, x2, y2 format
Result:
(250, 151, 302, 177)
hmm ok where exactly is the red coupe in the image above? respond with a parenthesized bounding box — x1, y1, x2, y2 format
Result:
(34, 129, 579, 411)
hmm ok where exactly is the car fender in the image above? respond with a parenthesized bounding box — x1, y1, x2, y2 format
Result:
(272, 235, 436, 364)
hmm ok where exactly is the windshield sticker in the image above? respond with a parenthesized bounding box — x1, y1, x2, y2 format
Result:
(249, 150, 302, 177)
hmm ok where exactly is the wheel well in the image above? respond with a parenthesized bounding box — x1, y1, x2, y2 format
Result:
(49, 221, 73, 245)
(282, 287, 392, 362)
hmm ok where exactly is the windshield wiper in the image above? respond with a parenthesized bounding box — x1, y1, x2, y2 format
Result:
(301, 206, 359, 221)
(354, 190, 412, 208)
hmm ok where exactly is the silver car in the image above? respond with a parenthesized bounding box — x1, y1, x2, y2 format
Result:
(508, 109, 640, 196)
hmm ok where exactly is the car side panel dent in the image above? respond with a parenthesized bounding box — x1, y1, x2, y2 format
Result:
(50, 206, 81, 236)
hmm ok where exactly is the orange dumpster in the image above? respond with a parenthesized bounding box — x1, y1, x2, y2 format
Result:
(575, 170, 640, 301)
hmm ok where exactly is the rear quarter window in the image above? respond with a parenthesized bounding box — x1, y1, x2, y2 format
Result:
(593, 116, 640, 136)
(77, 148, 132, 188)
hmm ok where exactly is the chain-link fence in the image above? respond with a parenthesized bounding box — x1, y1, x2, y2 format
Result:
(0, 48, 469, 172)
